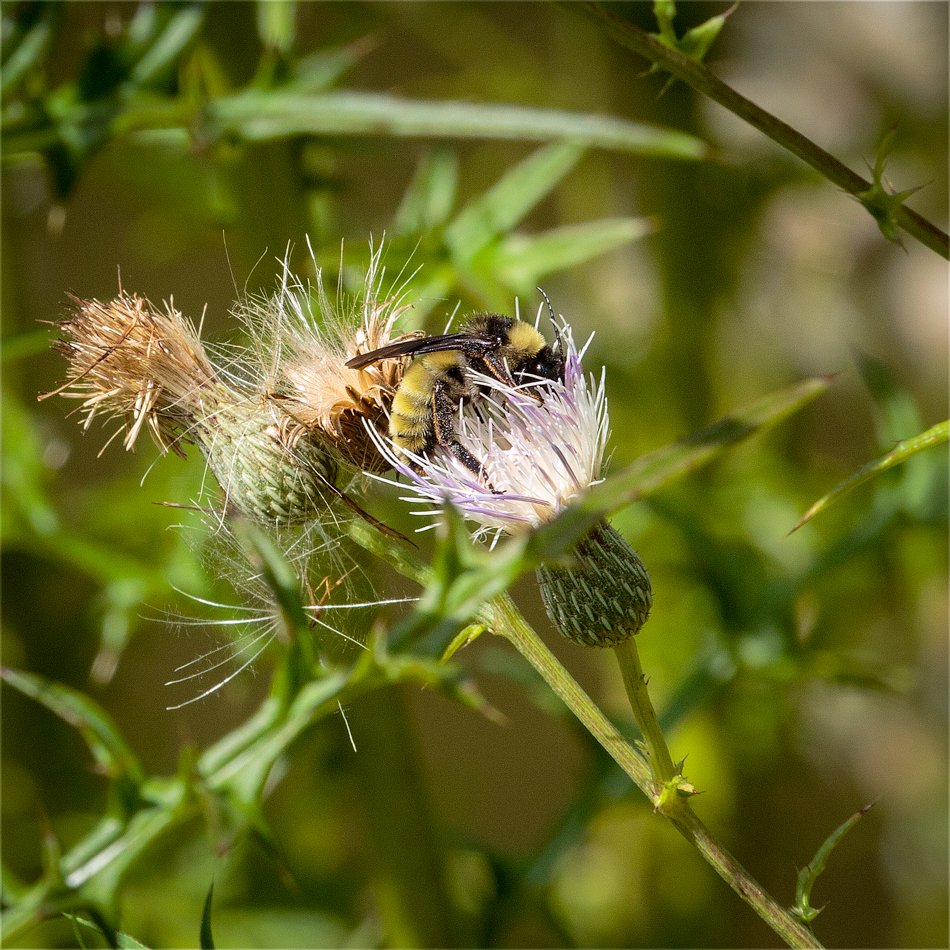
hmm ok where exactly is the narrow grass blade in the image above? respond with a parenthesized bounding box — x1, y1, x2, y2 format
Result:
(790, 419, 948, 533)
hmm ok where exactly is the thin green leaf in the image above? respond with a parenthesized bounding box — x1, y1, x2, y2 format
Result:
(1, 668, 144, 787)
(288, 41, 372, 93)
(71, 914, 92, 949)
(793, 803, 875, 923)
(856, 127, 924, 246)
(63, 914, 148, 950)
(650, 1, 734, 94)
(444, 142, 585, 257)
(442, 623, 488, 662)
(394, 147, 459, 234)
(204, 90, 708, 160)
(256, 0, 296, 56)
(127, 4, 206, 89)
(231, 518, 311, 653)
(491, 217, 656, 287)
(68, 914, 150, 949)
(790, 419, 948, 533)
(678, 6, 735, 62)
(200, 880, 216, 949)
(200, 672, 349, 803)
(1, 4, 59, 96)
(652, 0, 678, 44)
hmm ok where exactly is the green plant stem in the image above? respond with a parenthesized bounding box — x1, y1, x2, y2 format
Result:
(482, 593, 822, 950)
(348, 685, 462, 948)
(481, 595, 653, 791)
(571, 1, 949, 260)
(613, 637, 678, 785)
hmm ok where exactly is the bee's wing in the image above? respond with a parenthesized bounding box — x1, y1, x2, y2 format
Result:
(345, 333, 495, 369)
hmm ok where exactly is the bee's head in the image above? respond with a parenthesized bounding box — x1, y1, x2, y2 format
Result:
(517, 344, 565, 383)
(527, 287, 566, 384)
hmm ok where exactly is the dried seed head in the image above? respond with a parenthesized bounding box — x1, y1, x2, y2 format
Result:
(238, 242, 419, 473)
(45, 292, 220, 456)
(46, 292, 340, 525)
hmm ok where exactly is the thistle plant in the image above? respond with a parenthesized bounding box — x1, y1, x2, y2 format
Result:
(8, 5, 945, 947)
(364, 303, 692, 801)
(32, 242, 845, 949)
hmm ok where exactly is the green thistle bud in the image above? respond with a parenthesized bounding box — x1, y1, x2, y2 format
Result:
(536, 521, 652, 647)
(195, 402, 339, 525)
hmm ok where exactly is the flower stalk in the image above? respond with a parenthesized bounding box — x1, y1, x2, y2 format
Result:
(480, 593, 822, 950)
(571, 1, 949, 260)
(613, 636, 678, 789)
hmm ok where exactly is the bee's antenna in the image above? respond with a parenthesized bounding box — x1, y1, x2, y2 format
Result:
(537, 286, 563, 352)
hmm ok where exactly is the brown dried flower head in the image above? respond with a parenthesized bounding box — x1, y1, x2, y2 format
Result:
(44, 292, 218, 457)
(44, 291, 340, 525)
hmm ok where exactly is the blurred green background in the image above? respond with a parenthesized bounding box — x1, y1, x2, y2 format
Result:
(2, 2, 947, 948)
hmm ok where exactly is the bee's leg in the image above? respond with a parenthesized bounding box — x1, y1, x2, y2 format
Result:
(431, 379, 499, 491)
(478, 353, 543, 403)
(476, 352, 518, 388)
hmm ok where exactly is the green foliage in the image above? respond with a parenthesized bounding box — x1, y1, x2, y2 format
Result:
(3, 3, 946, 949)
(793, 804, 875, 925)
(199, 880, 216, 950)
(791, 419, 948, 533)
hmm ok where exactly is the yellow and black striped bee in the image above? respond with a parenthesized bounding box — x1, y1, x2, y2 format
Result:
(346, 311, 564, 478)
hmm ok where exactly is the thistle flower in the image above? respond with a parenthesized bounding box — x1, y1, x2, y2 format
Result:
(368, 308, 653, 646)
(44, 292, 340, 525)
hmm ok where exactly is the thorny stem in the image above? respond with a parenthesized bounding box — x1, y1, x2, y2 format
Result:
(613, 637, 678, 786)
(571, 1, 949, 260)
(481, 593, 823, 950)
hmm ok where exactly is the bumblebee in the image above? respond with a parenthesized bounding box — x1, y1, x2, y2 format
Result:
(345, 312, 564, 478)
